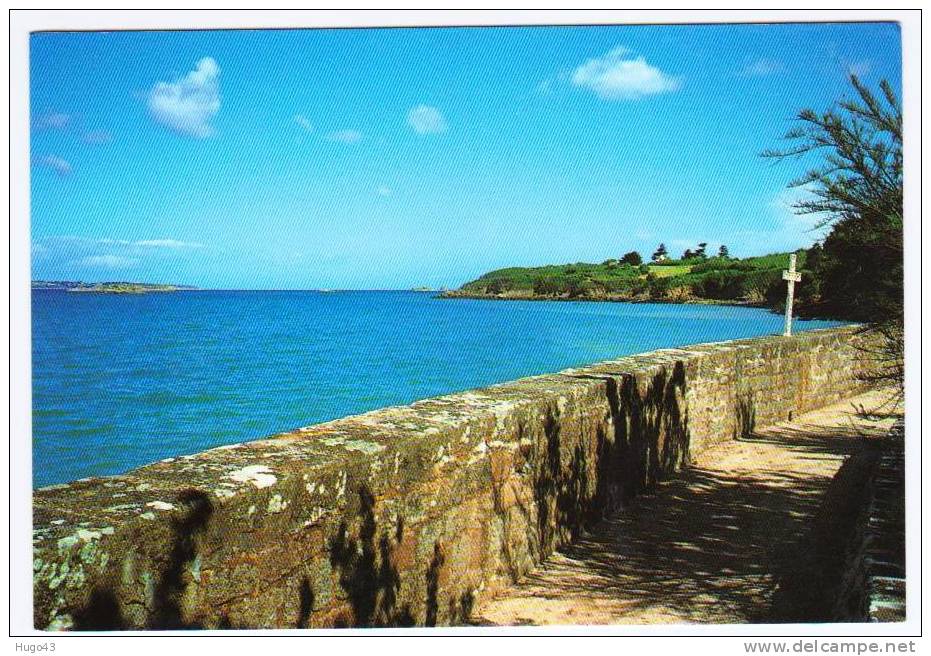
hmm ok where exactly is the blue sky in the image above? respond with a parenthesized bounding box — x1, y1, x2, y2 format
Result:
(30, 22, 901, 289)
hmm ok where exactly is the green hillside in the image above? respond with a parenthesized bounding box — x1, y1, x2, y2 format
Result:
(446, 251, 809, 306)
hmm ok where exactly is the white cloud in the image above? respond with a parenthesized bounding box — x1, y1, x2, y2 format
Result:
(148, 57, 221, 139)
(34, 112, 70, 130)
(376, 185, 392, 196)
(571, 46, 681, 100)
(74, 255, 137, 269)
(326, 129, 363, 144)
(82, 130, 113, 145)
(407, 105, 447, 134)
(739, 58, 786, 77)
(35, 155, 72, 176)
(43, 235, 201, 273)
(42, 236, 206, 253)
(134, 239, 204, 248)
(294, 114, 313, 132)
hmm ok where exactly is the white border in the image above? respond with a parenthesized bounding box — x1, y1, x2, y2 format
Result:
(6, 6, 924, 647)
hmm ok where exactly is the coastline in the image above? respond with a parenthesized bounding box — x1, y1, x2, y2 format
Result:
(438, 289, 765, 308)
(66, 288, 182, 294)
(33, 282, 196, 294)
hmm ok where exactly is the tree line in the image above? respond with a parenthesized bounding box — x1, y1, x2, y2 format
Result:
(606, 242, 731, 267)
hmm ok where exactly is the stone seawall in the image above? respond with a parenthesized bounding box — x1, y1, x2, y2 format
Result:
(33, 326, 878, 630)
(832, 420, 905, 622)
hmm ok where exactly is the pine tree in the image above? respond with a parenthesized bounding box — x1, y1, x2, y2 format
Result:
(763, 75, 903, 392)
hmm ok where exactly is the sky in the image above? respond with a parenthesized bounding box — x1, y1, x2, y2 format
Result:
(30, 22, 902, 289)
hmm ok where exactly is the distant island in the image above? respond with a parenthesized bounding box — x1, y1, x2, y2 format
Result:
(442, 247, 814, 309)
(32, 280, 197, 294)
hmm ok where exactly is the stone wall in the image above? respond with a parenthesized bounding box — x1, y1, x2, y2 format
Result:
(832, 420, 905, 622)
(32, 325, 879, 630)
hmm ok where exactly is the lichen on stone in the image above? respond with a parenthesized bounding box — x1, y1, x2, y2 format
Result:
(320, 436, 386, 454)
(267, 494, 287, 513)
(146, 500, 176, 511)
(227, 464, 277, 489)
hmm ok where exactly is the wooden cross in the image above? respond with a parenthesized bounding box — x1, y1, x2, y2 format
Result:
(782, 253, 801, 336)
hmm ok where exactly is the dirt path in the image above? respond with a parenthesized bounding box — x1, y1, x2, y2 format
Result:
(470, 390, 901, 625)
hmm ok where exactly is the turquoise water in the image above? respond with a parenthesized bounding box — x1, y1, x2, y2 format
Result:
(31, 290, 843, 487)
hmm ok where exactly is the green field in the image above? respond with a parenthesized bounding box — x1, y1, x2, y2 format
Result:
(647, 264, 692, 278)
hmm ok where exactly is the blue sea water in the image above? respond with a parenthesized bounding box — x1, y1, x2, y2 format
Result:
(31, 290, 844, 487)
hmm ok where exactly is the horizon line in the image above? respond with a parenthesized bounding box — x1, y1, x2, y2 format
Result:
(30, 282, 446, 292)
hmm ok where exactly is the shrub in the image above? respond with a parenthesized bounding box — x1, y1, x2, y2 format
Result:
(533, 277, 562, 296)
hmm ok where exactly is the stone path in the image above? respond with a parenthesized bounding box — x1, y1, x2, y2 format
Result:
(470, 390, 902, 625)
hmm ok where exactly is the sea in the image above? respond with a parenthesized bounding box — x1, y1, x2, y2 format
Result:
(31, 290, 844, 487)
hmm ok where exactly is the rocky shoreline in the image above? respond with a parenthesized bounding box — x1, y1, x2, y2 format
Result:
(438, 289, 762, 308)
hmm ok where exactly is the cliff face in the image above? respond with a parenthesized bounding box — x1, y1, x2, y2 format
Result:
(33, 326, 880, 630)
(439, 288, 750, 304)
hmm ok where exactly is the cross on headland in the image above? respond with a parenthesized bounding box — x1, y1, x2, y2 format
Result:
(782, 253, 801, 337)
